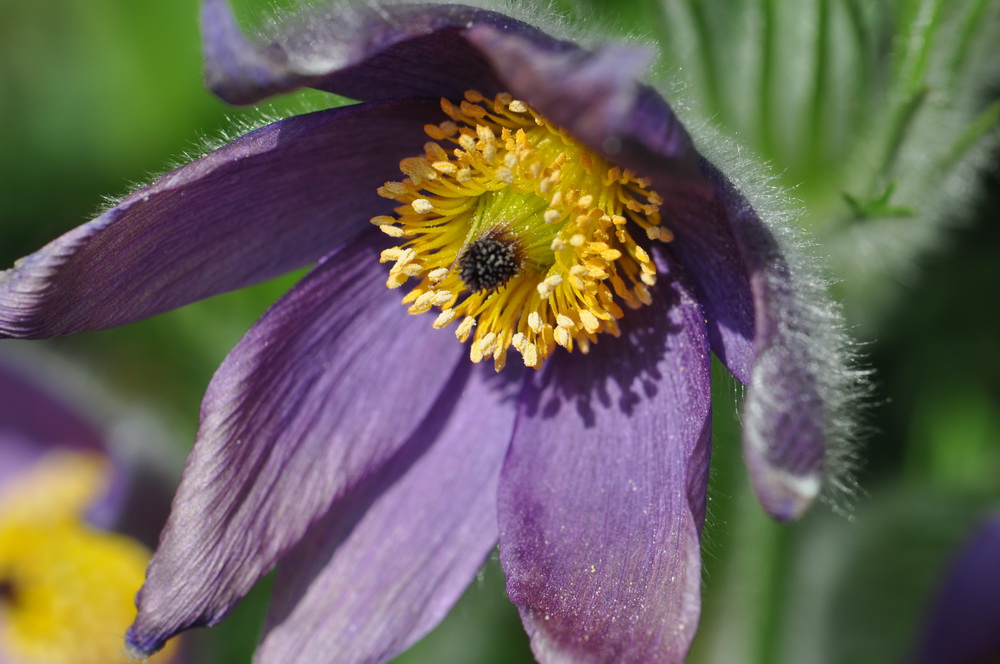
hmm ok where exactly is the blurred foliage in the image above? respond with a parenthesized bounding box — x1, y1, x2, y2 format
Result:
(1, 0, 998, 663)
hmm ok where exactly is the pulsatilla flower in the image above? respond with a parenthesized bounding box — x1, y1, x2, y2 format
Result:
(0, 1, 862, 662)
(0, 361, 177, 664)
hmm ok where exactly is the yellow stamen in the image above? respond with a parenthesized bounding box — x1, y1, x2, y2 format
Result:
(373, 91, 671, 370)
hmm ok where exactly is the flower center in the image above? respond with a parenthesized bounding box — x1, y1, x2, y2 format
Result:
(457, 228, 525, 293)
(373, 90, 672, 370)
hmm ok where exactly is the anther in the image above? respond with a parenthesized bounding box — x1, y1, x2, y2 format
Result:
(379, 91, 672, 371)
(537, 274, 563, 298)
(554, 326, 572, 348)
(412, 199, 434, 214)
(459, 134, 477, 152)
(520, 343, 539, 367)
(456, 316, 477, 341)
(379, 182, 409, 197)
(427, 268, 449, 283)
(434, 309, 457, 328)
(380, 248, 403, 262)
(579, 310, 600, 333)
(635, 283, 652, 305)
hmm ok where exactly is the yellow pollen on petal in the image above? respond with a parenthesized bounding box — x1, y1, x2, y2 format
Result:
(375, 91, 672, 370)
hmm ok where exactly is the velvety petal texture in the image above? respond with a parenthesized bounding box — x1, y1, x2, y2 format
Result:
(464, 23, 758, 389)
(11, 1, 863, 662)
(202, 0, 704, 185)
(256, 365, 518, 664)
(201, 0, 570, 105)
(127, 236, 465, 654)
(702, 165, 830, 520)
(650, 171, 756, 386)
(464, 26, 702, 184)
(195, 0, 832, 528)
(466, 8, 851, 521)
(499, 253, 711, 664)
(0, 99, 441, 338)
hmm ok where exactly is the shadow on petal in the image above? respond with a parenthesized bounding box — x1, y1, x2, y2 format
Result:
(500, 252, 712, 664)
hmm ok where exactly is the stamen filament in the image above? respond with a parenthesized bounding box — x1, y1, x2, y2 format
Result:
(374, 91, 671, 370)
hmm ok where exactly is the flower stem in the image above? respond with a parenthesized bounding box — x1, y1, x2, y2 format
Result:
(877, 0, 944, 187)
(941, 98, 1000, 170)
(758, 0, 778, 159)
(687, 0, 724, 120)
(807, 0, 832, 171)
(947, 0, 993, 85)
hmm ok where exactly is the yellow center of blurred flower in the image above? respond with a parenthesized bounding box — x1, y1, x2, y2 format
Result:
(0, 452, 175, 664)
(374, 90, 671, 370)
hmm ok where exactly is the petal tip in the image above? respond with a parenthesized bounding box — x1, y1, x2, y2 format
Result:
(200, 0, 289, 105)
(748, 463, 821, 522)
(124, 630, 163, 661)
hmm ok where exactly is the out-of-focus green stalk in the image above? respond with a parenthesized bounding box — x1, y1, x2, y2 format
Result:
(941, 99, 1000, 170)
(947, 0, 992, 85)
(759, 0, 778, 159)
(807, 0, 833, 171)
(878, 0, 944, 185)
(687, 0, 724, 119)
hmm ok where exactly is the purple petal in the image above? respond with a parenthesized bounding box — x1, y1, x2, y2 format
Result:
(0, 357, 134, 530)
(126, 232, 465, 654)
(498, 252, 712, 663)
(201, 2, 704, 186)
(201, 0, 571, 105)
(462, 28, 754, 382)
(464, 26, 701, 183)
(459, 23, 753, 382)
(698, 163, 829, 520)
(255, 364, 518, 664)
(651, 177, 756, 386)
(912, 516, 1000, 664)
(0, 360, 104, 485)
(463, 16, 846, 521)
(0, 98, 442, 338)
